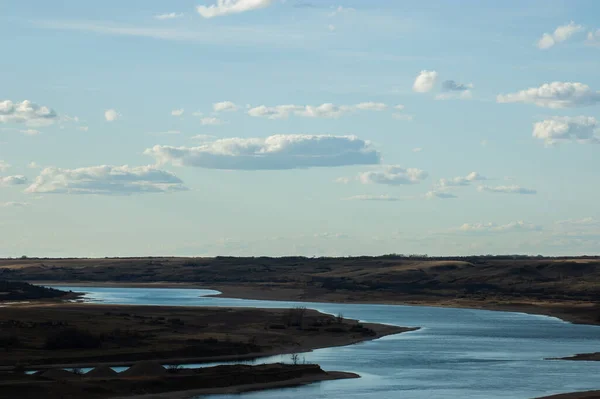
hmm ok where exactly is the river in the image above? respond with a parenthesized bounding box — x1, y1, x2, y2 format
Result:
(51, 285, 600, 399)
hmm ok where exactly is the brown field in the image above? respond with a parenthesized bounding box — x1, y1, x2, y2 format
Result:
(2, 255, 600, 325)
(0, 303, 414, 370)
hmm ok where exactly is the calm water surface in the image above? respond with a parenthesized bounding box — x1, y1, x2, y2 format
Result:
(52, 286, 600, 399)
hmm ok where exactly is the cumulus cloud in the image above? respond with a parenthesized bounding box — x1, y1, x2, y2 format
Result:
(104, 109, 120, 122)
(459, 221, 540, 233)
(437, 172, 486, 188)
(171, 109, 185, 117)
(200, 117, 223, 125)
(0, 175, 28, 186)
(145, 134, 380, 170)
(247, 102, 389, 119)
(0, 160, 9, 172)
(425, 191, 457, 199)
(412, 70, 438, 93)
(497, 82, 600, 108)
(587, 30, 600, 47)
(533, 116, 599, 145)
(25, 165, 187, 195)
(0, 100, 57, 127)
(478, 185, 537, 195)
(197, 0, 274, 18)
(344, 194, 403, 202)
(358, 165, 427, 186)
(155, 12, 184, 20)
(537, 22, 584, 49)
(213, 101, 238, 112)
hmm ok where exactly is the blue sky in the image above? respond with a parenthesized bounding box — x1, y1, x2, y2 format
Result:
(1, 0, 599, 257)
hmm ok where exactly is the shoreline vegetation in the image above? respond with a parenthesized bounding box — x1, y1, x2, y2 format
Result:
(0, 362, 358, 399)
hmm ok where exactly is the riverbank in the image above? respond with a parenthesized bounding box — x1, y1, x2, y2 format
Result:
(0, 363, 357, 399)
(0, 302, 416, 371)
(536, 390, 600, 398)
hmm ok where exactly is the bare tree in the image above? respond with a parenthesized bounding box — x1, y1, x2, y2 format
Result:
(290, 353, 300, 365)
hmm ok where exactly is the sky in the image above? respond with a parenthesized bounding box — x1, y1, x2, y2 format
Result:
(1, 0, 599, 257)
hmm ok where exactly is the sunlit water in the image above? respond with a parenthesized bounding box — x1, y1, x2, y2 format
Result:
(50, 286, 600, 399)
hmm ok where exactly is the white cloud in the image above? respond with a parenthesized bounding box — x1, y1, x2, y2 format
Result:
(0, 160, 9, 172)
(533, 116, 599, 145)
(425, 191, 457, 199)
(354, 102, 387, 111)
(497, 82, 600, 108)
(437, 172, 486, 188)
(0, 201, 29, 207)
(26, 165, 187, 195)
(478, 185, 537, 195)
(537, 22, 584, 49)
(155, 12, 184, 20)
(412, 147, 423, 153)
(78, 126, 89, 132)
(213, 101, 238, 112)
(0, 175, 28, 186)
(393, 104, 405, 111)
(412, 70, 438, 93)
(104, 109, 120, 122)
(145, 134, 380, 170)
(192, 110, 204, 117)
(197, 0, 274, 18)
(328, 24, 336, 32)
(21, 129, 40, 135)
(459, 221, 540, 233)
(344, 194, 403, 202)
(358, 165, 427, 186)
(0, 100, 57, 127)
(247, 102, 389, 119)
(587, 30, 600, 47)
(28, 162, 40, 169)
(200, 117, 223, 125)
(171, 108, 185, 117)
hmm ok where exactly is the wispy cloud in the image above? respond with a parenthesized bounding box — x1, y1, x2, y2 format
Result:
(154, 12, 184, 20)
(197, 0, 275, 19)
